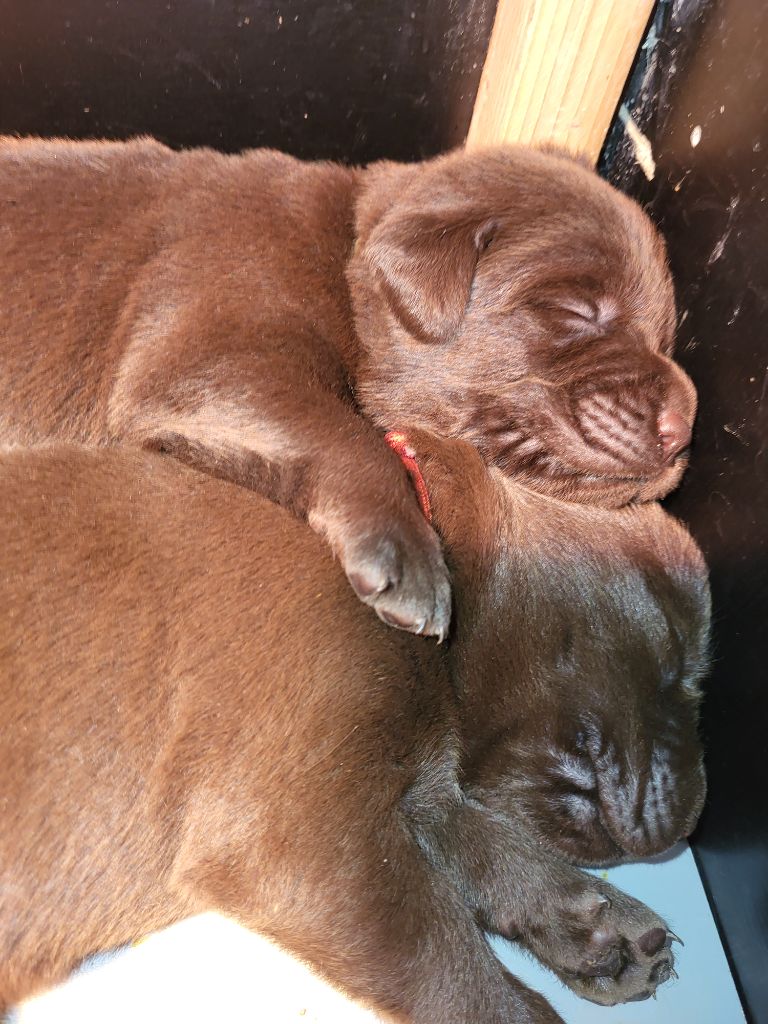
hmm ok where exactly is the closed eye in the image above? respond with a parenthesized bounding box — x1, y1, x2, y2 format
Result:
(559, 298, 599, 322)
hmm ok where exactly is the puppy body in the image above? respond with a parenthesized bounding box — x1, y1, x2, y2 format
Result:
(0, 439, 709, 1020)
(0, 137, 696, 636)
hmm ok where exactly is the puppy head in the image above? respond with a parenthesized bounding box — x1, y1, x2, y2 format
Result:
(409, 430, 710, 865)
(348, 147, 696, 507)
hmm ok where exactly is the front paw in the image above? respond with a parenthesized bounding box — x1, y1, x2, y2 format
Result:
(532, 884, 678, 1006)
(342, 516, 451, 640)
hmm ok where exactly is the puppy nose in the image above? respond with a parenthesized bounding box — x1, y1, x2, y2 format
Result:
(657, 409, 692, 461)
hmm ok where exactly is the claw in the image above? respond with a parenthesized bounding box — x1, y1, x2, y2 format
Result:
(670, 967, 679, 980)
(580, 890, 612, 921)
(667, 931, 684, 947)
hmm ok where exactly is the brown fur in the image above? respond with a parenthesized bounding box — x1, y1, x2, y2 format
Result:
(0, 436, 709, 1021)
(0, 137, 696, 638)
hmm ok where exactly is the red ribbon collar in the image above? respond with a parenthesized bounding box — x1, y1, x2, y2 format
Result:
(384, 430, 432, 524)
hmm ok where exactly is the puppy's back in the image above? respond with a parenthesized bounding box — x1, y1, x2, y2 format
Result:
(0, 138, 359, 445)
(0, 445, 432, 1002)
(0, 443, 407, 804)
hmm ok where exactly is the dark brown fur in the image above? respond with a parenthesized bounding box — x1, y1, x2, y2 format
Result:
(0, 437, 709, 1021)
(0, 137, 696, 638)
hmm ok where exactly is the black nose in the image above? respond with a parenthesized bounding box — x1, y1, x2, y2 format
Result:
(657, 409, 692, 462)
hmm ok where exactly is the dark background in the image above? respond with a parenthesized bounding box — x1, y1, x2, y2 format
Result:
(2, 0, 765, 1019)
(0, 0, 495, 163)
(602, 1, 768, 1021)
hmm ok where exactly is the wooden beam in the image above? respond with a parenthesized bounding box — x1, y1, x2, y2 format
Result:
(466, 0, 655, 163)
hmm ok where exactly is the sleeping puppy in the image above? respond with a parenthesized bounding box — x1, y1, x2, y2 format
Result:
(0, 137, 695, 638)
(0, 436, 709, 1022)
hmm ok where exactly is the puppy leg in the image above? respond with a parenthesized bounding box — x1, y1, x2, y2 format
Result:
(174, 822, 563, 1024)
(110, 348, 450, 639)
(422, 801, 678, 1007)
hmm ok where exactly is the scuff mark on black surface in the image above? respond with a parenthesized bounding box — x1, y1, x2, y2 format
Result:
(602, 2, 768, 1020)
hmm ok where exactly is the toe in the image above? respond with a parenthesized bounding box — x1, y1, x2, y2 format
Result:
(637, 926, 668, 956)
(580, 947, 624, 978)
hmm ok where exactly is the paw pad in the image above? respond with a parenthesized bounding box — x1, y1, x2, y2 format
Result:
(637, 926, 668, 956)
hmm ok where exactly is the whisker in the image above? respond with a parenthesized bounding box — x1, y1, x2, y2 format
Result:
(578, 410, 648, 461)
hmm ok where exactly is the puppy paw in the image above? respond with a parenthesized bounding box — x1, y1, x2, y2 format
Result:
(342, 517, 451, 640)
(538, 885, 678, 1006)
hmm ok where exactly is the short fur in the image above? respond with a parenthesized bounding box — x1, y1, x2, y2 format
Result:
(0, 437, 710, 1021)
(0, 137, 696, 637)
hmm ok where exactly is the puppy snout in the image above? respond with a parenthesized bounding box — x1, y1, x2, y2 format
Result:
(657, 408, 692, 462)
(594, 751, 706, 859)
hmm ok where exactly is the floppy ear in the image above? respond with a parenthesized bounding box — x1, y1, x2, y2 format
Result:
(365, 211, 497, 344)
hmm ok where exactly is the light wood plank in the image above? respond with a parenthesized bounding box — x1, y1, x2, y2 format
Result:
(467, 0, 655, 163)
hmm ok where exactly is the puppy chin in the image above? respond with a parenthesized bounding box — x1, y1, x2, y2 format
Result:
(527, 800, 626, 867)
(518, 452, 690, 507)
(634, 456, 689, 502)
(513, 470, 651, 509)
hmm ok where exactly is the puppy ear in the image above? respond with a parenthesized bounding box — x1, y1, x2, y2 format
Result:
(365, 212, 497, 344)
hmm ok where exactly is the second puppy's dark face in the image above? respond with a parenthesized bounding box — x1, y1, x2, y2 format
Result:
(349, 147, 696, 508)
(454, 490, 711, 867)
(413, 435, 711, 867)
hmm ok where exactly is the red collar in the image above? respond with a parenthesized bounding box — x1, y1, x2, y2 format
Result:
(384, 431, 432, 524)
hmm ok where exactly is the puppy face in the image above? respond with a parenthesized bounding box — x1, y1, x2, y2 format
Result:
(484, 503, 708, 866)
(472, 541, 709, 866)
(349, 147, 696, 507)
(417, 436, 710, 866)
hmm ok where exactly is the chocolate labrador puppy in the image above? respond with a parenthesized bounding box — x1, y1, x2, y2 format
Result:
(0, 137, 696, 638)
(0, 435, 709, 1022)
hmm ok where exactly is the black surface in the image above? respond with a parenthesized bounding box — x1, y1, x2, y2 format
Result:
(602, 2, 768, 1021)
(0, 0, 496, 163)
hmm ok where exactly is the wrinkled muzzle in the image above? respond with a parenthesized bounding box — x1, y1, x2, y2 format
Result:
(531, 720, 706, 866)
(558, 346, 697, 482)
(588, 735, 707, 860)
